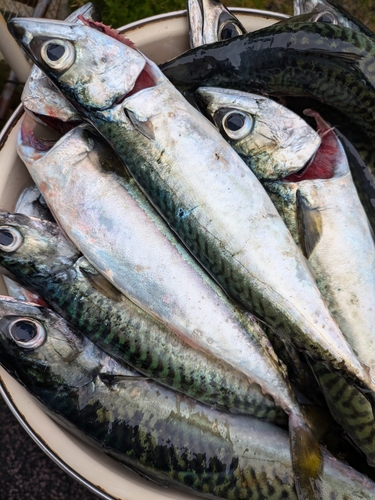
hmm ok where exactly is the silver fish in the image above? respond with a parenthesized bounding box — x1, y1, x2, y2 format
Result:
(16, 112, 324, 500)
(8, 18, 371, 402)
(187, 0, 246, 48)
(21, 3, 100, 127)
(199, 85, 375, 465)
(3, 184, 54, 303)
(1, 295, 375, 500)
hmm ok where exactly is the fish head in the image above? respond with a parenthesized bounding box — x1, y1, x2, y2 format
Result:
(187, 0, 246, 48)
(8, 18, 150, 111)
(0, 296, 101, 389)
(195, 87, 321, 180)
(21, 3, 101, 127)
(0, 211, 80, 284)
(294, 0, 322, 15)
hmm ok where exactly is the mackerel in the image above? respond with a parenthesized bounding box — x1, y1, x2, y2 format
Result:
(0, 209, 287, 423)
(15, 112, 324, 499)
(195, 88, 321, 180)
(21, 2, 98, 131)
(1, 295, 374, 500)
(8, 18, 373, 398)
(198, 86, 375, 465)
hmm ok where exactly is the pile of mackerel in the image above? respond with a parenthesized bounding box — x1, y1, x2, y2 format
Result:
(2, 0, 375, 498)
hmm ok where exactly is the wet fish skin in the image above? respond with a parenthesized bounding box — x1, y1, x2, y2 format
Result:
(293, 0, 375, 39)
(194, 87, 321, 180)
(15, 113, 325, 498)
(0, 209, 286, 422)
(195, 84, 375, 465)
(0, 295, 374, 500)
(265, 111, 375, 466)
(266, 112, 375, 379)
(3, 185, 54, 302)
(10, 17, 373, 404)
(16, 119, 302, 423)
(187, 0, 246, 48)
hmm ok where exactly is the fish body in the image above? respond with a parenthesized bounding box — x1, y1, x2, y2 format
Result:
(10, 17, 374, 402)
(195, 87, 375, 465)
(0, 295, 375, 500)
(160, 21, 375, 147)
(15, 111, 324, 498)
(16, 119, 298, 421)
(195, 86, 375, 464)
(0, 209, 287, 423)
(267, 116, 375, 465)
(265, 110, 375, 379)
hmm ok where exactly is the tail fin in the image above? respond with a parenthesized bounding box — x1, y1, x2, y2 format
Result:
(289, 413, 323, 500)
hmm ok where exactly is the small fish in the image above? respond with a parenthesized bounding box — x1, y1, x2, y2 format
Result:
(195, 86, 375, 464)
(3, 184, 54, 303)
(187, 0, 246, 48)
(160, 21, 375, 149)
(0, 295, 375, 500)
(16, 109, 323, 498)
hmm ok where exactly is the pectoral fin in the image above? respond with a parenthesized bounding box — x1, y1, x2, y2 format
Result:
(296, 190, 322, 259)
(79, 264, 124, 302)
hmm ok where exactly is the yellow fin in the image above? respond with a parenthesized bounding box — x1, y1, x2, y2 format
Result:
(289, 413, 323, 500)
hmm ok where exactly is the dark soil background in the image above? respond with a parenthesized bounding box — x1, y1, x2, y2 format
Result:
(0, 0, 374, 498)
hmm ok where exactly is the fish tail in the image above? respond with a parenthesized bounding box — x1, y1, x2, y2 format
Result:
(289, 413, 323, 500)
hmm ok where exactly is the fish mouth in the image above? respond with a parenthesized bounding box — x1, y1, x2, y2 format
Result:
(18, 113, 62, 162)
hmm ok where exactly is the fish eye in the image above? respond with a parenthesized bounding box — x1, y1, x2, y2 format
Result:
(8, 318, 46, 348)
(0, 226, 23, 252)
(218, 21, 244, 40)
(221, 110, 254, 140)
(312, 10, 338, 24)
(41, 39, 75, 71)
